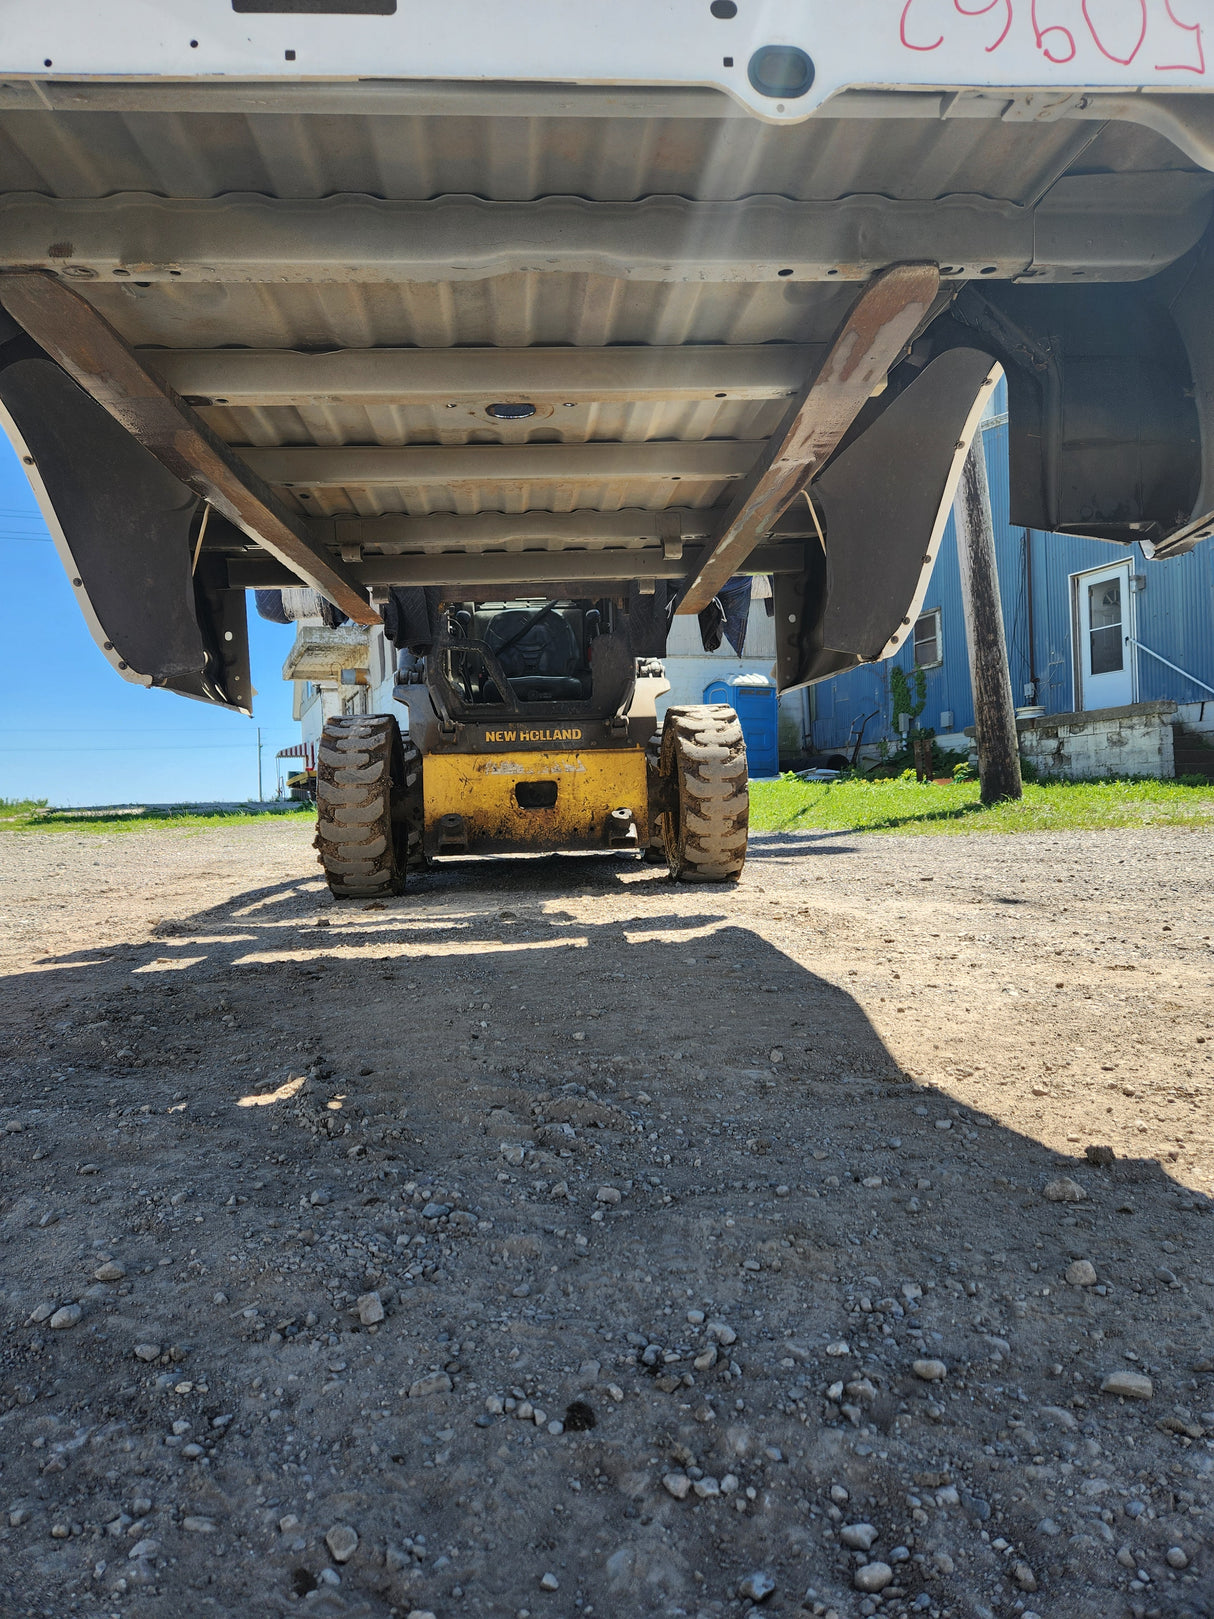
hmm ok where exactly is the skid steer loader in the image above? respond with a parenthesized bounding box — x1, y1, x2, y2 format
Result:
(314, 594, 750, 896)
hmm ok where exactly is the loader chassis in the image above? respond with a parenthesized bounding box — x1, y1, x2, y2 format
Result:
(3, 6, 1214, 883)
(314, 595, 750, 889)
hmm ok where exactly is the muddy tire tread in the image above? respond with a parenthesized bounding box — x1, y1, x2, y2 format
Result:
(659, 704, 748, 882)
(314, 715, 420, 899)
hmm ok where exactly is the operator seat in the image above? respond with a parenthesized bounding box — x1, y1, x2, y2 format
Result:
(483, 607, 586, 701)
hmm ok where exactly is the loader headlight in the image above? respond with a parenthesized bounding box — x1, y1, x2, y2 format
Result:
(747, 45, 814, 99)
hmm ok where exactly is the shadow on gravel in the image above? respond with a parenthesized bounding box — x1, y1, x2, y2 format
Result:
(746, 833, 864, 858)
(1, 850, 1211, 1619)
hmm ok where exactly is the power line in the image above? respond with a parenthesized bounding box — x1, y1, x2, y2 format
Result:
(4, 727, 296, 734)
(4, 742, 297, 754)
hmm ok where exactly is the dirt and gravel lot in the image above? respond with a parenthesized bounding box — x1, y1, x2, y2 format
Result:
(0, 820, 1212, 1619)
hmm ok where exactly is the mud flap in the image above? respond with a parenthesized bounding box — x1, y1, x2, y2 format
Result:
(774, 347, 997, 692)
(0, 343, 250, 711)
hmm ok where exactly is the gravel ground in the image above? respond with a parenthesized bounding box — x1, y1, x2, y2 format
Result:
(0, 820, 1211, 1619)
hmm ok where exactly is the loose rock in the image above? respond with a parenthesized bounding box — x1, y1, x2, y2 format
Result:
(737, 1571, 776, 1601)
(1043, 1177, 1087, 1203)
(1066, 1260, 1097, 1287)
(408, 1372, 453, 1399)
(854, 1562, 893, 1593)
(49, 1304, 81, 1330)
(840, 1523, 878, 1551)
(1101, 1370, 1154, 1400)
(325, 1524, 359, 1563)
(913, 1358, 948, 1381)
(356, 1290, 385, 1326)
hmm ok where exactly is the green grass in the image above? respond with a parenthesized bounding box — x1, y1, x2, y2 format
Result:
(0, 803, 314, 835)
(749, 773, 1214, 837)
(0, 797, 49, 819)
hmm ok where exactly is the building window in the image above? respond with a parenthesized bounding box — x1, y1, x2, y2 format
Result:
(913, 608, 942, 669)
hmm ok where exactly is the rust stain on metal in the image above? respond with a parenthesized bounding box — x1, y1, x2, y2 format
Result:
(0, 270, 378, 625)
(677, 263, 939, 616)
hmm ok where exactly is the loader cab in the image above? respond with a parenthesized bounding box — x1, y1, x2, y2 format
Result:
(425, 597, 637, 724)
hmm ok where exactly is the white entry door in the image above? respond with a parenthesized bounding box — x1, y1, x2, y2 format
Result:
(1075, 562, 1134, 710)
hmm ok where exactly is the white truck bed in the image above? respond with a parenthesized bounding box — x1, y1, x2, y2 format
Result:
(0, 1, 1211, 707)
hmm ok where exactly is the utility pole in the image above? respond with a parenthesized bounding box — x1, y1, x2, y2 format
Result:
(954, 430, 1023, 804)
(256, 726, 263, 802)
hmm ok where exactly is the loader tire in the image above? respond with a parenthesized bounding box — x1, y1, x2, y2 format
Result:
(658, 704, 748, 882)
(314, 715, 422, 899)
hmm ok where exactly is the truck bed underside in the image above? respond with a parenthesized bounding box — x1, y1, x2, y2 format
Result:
(2, 80, 1214, 709)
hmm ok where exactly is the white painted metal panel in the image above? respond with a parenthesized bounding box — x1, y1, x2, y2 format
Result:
(0, 0, 1210, 123)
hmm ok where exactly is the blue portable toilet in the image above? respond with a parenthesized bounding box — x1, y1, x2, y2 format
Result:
(704, 673, 780, 777)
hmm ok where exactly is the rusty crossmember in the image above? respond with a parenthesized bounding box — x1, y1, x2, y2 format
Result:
(0, 271, 378, 626)
(676, 263, 942, 616)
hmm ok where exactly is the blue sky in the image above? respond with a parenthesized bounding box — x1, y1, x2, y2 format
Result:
(0, 437, 303, 806)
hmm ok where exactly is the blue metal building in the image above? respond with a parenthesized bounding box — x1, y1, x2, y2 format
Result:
(809, 381, 1214, 759)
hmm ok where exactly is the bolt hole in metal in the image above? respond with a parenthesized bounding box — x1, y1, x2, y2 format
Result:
(515, 781, 558, 810)
(777, 267, 793, 277)
(748, 44, 814, 99)
(710, 0, 737, 15)
(486, 402, 537, 420)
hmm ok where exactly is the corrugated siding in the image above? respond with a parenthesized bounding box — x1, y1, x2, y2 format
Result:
(812, 385, 1214, 751)
(1132, 542, 1214, 704)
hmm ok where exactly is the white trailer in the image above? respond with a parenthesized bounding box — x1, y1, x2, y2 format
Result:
(1, 4, 1213, 883)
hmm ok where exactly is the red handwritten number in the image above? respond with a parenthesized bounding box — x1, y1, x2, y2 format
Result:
(899, 0, 1204, 74)
(900, 0, 943, 51)
(1082, 0, 1147, 64)
(1031, 0, 1077, 62)
(953, 0, 1014, 52)
(1156, 0, 1206, 72)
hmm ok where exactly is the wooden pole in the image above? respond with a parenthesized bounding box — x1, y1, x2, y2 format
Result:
(954, 430, 1023, 804)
